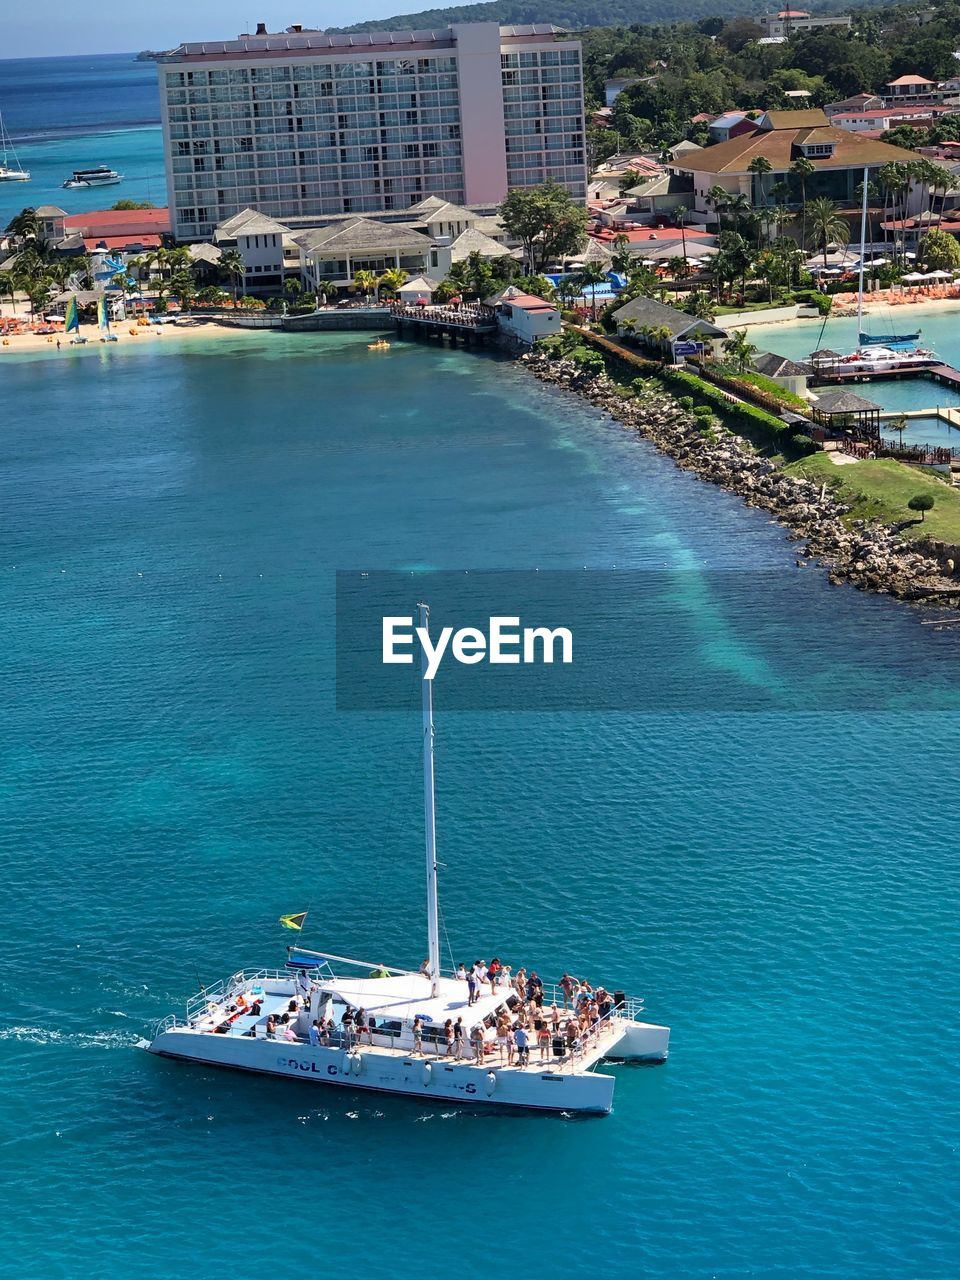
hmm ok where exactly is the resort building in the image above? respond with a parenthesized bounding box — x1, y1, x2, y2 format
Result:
(612, 295, 728, 359)
(294, 217, 453, 292)
(213, 208, 302, 289)
(757, 10, 852, 39)
(486, 286, 561, 343)
(670, 109, 927, 216)
(158, 22, 586, 242)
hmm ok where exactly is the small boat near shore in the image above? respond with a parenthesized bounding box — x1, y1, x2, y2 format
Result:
(146, 603, 669, 1114)
(63, 165, 122, 188)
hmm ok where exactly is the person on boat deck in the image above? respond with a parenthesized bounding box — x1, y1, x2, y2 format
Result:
(296, 969, 311, 1002)
(470, 1023, 485, 1060)
(526, 972, 544, 1007)
(265, 1015, 278, 1039)
(444, 1018, 454, 1056)
(412, 1016, 424, 1056)
(309, 1020, 321, 1047)
(487, 957, 501, 993)
(419, 958, 431, 977)
(453, 1017, 464, 1059)
(355, 1008, 368, 1044)
(369, 964, 390, 978)
(466, 964, 479, 1006)
(559, 973, 574, 1009)
(455, 963, 467, 982)
(282, 1020, 298, 1042)
(514, 1024, 530, 1067)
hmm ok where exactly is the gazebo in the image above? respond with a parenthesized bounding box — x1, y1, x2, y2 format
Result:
(811, 388, 882, 440)
(397, 274, 440, 304)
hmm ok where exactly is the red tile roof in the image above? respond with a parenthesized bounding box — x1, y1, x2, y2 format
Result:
(64, 208, 172, 236)
(83, 234, 163, 251)
(501, 291, 555, 311)
(886, 75, 935, 86)
(672, 123, 921, 174)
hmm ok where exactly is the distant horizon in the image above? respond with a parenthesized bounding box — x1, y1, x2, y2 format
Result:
(1, 2, 413, 59)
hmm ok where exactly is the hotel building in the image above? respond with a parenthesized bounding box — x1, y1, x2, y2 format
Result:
(158, 22, 586, 242)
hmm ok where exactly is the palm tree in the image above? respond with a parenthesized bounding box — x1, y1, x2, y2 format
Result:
(169, 269, 197, 311)
(352, 268, 379, 300)
(685, 290, 715, 321)
(377, 267, 407, 299)
(707, 185, 729, 230)
(675, 205, 689, 268)
(726, 193, 752, 235)
(284, 277, 302, 303)
(724, 328, 758, 373)
(218, 248, 246, 307)
(806, 197, 850, 266)
(790, 156, 816, 249)
(573, 263, 608, 319)
(748, 156, 773, 210)
(610, 233, 633, 275)
(6, 207, 39, 240)
(0, 270, 18, 314)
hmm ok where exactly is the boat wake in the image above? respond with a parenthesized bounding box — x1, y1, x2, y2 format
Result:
(0, 1024, 140, 1050)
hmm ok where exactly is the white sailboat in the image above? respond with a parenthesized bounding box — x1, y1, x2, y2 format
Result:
(146, 603, 670, 1115)
(0, 111, 29, 182)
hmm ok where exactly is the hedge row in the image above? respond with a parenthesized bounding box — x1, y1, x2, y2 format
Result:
(657, 367, 818, 458)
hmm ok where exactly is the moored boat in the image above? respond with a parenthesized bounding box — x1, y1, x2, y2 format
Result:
(0, 110, 29, 181)
(146, 603, 670, 1114)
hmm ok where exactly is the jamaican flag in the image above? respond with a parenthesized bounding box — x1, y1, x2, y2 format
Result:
(279, 911, 308, 931)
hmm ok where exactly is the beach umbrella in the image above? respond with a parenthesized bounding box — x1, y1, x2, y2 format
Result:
(901, 271, 925, 282)
(927, 270, 952, 280)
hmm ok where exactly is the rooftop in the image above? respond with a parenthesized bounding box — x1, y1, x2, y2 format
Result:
(294, 217, 433, 254)
(35, 204, 67, 217)
(167, 23, 572, 61)
(215, 207, 291, 238)
(63, 207, 172, 235)
(489, 287, 556, 311)
(449, 226, 513, 262)
(613, 294, 727, 338)
(813, 389, 882, 414)
(887, 75, 936, 86)
(672, 121, 922, 175)
(753, 351, 813, 377)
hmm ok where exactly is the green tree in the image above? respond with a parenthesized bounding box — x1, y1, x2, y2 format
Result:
(723, 327, 758, 372)
(110, 199, 156, 210)
(790, 156, 816, 250)
(806, 197, 850, 266)
(748, 155, 773, 209)
(352, 269, 379, 299)
(917, 227, 960, 272)
(499, 181, 588, 274)
(377, 267, 407, 299)
(908, 493, 935, 522)
(0, 270, 18, 314)
(573, 263, 609, 319)
(218, 248, 246, 306)
(610, 233, 633, 275)
(6, 207, 39, 239)
(169, 269, 197, 309)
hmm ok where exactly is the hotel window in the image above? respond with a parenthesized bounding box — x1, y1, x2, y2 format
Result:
(239, 137, 253, 152)
(177, 141, 190, 156)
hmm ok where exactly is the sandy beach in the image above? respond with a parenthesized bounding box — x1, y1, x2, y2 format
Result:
(0, 314, 264, 355)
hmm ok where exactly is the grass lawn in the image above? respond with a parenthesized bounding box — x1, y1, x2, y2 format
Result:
(784, 453, 960, 543)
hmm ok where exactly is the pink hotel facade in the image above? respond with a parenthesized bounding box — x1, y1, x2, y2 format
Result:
(159, 22, 586, 241)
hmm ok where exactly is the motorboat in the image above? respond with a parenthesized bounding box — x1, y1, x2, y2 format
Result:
(63, 166, 123, 188)
(839, 345, 939, 374)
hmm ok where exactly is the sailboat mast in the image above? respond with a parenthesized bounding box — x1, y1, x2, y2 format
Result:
(418, 602, 441, 998)
(857, 165, 869, 344)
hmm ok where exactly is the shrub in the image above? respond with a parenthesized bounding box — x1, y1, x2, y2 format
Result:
(908, 493, 935, 521)
(569, 346, 606, 375)
(678, 396, 695, 411)
(693, 405, 714, 420)
(658, 367, 793, 452)
(789, 433, 817, 457)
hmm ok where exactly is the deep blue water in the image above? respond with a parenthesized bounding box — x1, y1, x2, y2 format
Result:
(2, 332, 960, 1278)
(0, 54, 164, 224)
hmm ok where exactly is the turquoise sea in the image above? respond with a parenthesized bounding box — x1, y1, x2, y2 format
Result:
(2, 331, 960, 1278)
(0, 54, 164, 225)
(2, 52, 960, 1280)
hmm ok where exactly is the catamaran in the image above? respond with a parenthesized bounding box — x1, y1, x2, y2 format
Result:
(853, 164, 922, 354)
(146, 603, 670, 1114)
(0, 111, 29, 182)
(63, 165, 122, 189)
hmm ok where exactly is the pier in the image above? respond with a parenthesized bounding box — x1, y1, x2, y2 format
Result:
(391, 302, 497, 343)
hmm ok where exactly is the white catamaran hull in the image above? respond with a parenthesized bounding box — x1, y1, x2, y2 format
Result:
(147, 1022, 667, 1114)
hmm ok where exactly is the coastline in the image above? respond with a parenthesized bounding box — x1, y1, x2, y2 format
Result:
(0, 316, 253, 356)
(520, 347, 958, 604)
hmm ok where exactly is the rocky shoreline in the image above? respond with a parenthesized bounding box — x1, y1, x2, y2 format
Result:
(520, 350, 958, 603)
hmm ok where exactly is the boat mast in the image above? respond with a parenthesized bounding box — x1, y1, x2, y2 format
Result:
(857, 164, 869, 346)
(418, 602, 441, 998)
